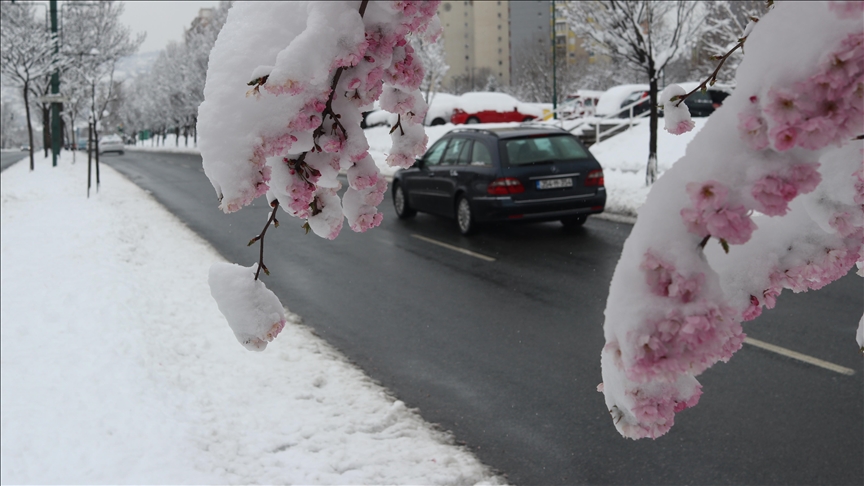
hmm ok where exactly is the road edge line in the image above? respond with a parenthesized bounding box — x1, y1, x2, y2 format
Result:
(744, 337, 856, 376)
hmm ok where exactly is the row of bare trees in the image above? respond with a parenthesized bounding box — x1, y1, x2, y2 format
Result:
(118, 2, 232, 149)
(0, 1, 143, 171)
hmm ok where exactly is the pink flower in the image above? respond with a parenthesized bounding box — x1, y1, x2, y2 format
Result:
(686, 180, 728, 211)
(667, 119, 696, 135)
(627, 304, 744, 383)
(681, 180, 757, 244)
(853, 164, 864, 205)
(737, 112, 769, 151)
(640, 251, 703, 302)
(751, 175, 799, 216)
(769, 125, 799, 151)
(829, 1, 864, 17)
(620, 384, 703, 439)
(765, 87, 803, 125)
(704, 204, 757, 245)
(742, 295, 763, 321)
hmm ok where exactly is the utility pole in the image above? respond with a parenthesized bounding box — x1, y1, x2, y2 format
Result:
(552, 0, 558, 120)
(50, 0, 60, 167)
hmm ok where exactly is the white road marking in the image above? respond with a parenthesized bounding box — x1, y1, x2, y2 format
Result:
(744, 337, 856, 376)
(411, 234, 496, 262)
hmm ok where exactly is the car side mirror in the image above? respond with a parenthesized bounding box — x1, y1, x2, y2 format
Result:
(415, 157, 424, 169)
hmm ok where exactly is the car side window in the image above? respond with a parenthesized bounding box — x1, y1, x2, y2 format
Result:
(423, 139, 449, 166)
(441, 138, 467, 166)
(470, 141, 493, 166)
(456, 140, 474, 165)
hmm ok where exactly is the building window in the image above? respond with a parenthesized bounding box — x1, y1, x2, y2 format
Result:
(498, 60, 503, 65)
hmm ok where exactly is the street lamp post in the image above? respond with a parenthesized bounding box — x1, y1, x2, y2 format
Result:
(552, 0, 558, 120)
(50, 0, 61, 167)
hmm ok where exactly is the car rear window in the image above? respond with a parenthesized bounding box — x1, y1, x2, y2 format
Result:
(503, 136, 589, 166)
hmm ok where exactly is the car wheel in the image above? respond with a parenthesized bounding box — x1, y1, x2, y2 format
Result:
(522, 116, 533, 122)
(466, 116, 480, 124)
(456, 195, 477, 235)
(393, 183, 416, 219)
(561, 216, 587, 228)
(430, 117, 446, 126)
(119, 151, 124, 156)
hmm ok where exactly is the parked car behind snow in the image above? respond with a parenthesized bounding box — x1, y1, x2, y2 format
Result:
(450, 92, 542, 124)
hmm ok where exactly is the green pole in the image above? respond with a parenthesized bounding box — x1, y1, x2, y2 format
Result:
(50, 0, 60, 167)
(552, 0, 557, 120)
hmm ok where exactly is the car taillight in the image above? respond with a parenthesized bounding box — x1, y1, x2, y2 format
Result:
(487, 177, 525, 195)
(585, 169, 604, 187)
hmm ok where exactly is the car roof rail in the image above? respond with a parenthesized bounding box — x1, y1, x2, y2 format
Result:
(449, 127, 499, 137)
(517, 121, 568, 132)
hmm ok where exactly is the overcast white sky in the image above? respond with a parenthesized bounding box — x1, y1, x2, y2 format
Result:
(120, 1, 219, 53)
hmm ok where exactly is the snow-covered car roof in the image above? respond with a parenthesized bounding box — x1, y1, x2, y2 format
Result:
(455, 92, 545, 117)
(566, 89, 605, 101)
(424, 92, 460, 124)
(672, 81, 734, 94)
(595, 84, 650, 116)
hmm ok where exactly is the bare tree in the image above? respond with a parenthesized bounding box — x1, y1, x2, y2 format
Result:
(563, 0, 708, 185)
(60, 1, 143, 181)
(411, 33, 449, 103)
(0, 3, 64, 170)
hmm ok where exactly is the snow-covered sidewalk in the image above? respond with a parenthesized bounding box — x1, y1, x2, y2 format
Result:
(0, 153, 502, 484)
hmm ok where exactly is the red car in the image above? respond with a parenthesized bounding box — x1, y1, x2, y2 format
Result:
(449, 92, 540, 124)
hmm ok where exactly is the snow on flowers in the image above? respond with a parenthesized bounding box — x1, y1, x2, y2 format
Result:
(599, 2, 863, 440)
(209, 263, 286, 351)
(198, 1, 440, 350)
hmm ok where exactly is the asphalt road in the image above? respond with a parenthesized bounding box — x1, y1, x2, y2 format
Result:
(1, 151, 29, 172)
(100, 149, 862, 485)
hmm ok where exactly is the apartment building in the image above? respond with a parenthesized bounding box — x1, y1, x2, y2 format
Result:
(438, 1, 588, 92)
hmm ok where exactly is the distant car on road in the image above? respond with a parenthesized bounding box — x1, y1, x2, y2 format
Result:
(98, 134, 124, 155)
(392, 126, 606, 235)
(20, 145, 30, 152)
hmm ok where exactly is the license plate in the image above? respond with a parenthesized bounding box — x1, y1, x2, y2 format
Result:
(536, 178, 573, 190)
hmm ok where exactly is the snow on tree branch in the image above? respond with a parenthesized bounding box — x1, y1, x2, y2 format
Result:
(197, 1, 440, 350)
(599, 1, 863, 440)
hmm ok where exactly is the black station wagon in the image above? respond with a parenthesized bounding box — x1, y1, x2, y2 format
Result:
(392, 126, 606, 235)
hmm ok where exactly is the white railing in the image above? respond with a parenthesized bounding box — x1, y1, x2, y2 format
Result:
(558, 97, 651, 144)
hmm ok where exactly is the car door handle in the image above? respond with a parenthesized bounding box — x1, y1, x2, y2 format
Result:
(450, 169, 458, 177)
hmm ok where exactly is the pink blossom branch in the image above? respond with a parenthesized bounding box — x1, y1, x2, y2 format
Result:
(249, 200, 280, 280)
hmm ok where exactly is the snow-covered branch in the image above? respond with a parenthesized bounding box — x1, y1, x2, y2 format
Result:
(599, 1, 863, 440)
(197, 1, 440, 350)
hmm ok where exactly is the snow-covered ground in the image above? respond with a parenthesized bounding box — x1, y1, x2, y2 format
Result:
(0, 152, 503, 484)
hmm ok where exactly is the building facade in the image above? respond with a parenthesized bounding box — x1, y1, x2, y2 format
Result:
(438, 1, 587, 92)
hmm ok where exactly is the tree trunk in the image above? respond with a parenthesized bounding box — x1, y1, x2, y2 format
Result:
(41, 104, 50, 158)
(87, 121, 93, 197)
(646, 69, 659, 186)
(94, 121, 100, 191)
(23, 83, 35, 171)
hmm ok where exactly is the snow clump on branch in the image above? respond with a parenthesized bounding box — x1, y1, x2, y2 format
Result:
(197, 1, 440, 350)
(599, 2, 863, 440)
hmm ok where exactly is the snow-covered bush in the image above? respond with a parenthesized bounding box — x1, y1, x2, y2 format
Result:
(599, 1, 863, 439)
(197, 1, 440, 349)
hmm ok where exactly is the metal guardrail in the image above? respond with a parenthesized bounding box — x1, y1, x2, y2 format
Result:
(560, 97, 652, 144)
